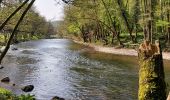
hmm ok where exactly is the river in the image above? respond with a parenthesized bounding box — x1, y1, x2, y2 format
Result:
(0, 39, 170, 100)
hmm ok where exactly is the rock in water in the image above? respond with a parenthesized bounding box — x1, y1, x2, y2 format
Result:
(51, 96, 65, 100)
(0, 65, 4, 69)
(12, 83, 16, 86)
(21, 85, 34, 92)
(11, 47, 18, 51)
(1, 77, 10, 83)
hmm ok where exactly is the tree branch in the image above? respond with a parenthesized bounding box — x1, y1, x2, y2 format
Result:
(0, 0, 35, 64)
(0, 0, 29, 31)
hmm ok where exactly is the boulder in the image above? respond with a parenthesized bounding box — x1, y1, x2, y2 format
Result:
(51, 96, 65, 100)
(1, 77, 10, 83)
(21, 85, 34, 92)
(11, 47, 18, 51)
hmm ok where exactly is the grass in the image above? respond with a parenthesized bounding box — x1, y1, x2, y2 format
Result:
(0, 87, 11, 95)
(0, 87, 35, 100)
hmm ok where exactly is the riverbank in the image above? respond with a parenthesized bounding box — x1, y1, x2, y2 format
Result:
(73, 40, 170, 60)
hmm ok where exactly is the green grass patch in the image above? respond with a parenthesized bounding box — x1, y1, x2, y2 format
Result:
(0, 87, 11, 95)
(0, 87, 35, 100)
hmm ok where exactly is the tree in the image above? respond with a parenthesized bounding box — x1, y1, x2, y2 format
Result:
(117, 0, 135, 43)
(60, 0, 170, 50)
(0, 0, 36, 64)
(138, 40, 166, 100)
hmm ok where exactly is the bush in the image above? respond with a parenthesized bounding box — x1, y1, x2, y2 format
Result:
(0, 87, 35, 100)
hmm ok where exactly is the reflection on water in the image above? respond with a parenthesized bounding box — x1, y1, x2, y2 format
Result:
(0, 39, 169, 100)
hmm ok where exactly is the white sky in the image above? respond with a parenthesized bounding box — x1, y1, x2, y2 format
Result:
(34, 0, 64, 21)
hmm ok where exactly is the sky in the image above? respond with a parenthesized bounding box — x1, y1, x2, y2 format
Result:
(34, 0, 64, 21)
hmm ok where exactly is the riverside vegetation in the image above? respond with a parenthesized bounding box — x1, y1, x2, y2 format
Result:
(58, 0, 170, 50)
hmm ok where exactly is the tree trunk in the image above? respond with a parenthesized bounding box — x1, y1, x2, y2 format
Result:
(167, 10, 170, 45)
(138, 40, 166, 100)
(117, 0, 135, 43)
(0, 0, 35, 64)
(134, 26, 138, 42)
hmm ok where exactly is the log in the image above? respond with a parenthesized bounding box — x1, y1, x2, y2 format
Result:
(138, 40, 166, 100)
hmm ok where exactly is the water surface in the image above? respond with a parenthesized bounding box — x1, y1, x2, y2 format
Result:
(0, 39, 170, 100)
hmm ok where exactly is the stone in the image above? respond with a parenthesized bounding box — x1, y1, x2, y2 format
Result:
(51, 96, 65, 100)
(11, 47, 18, 51)
(13, 84, 16, 86)
(21, 85, 34, 92)
(1, 77, 10, 83)
(0, 65, 4, 69)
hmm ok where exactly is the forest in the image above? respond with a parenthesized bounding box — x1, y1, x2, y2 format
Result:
(58, 0, 170, 50)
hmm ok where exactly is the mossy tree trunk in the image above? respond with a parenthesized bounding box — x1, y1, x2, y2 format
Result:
(138, 40, 166, 100)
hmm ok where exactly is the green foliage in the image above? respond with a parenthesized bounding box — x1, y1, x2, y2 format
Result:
(0, 87, 11, 95)
(18, 94, 35, 100)
(0, 1, 54, 44)
(0, 87, 35, 100)
(156, 20, 169, 27)
(59, 0, 170, 47)
(31, 36, 39, 40)
(0, 34, 4, 43)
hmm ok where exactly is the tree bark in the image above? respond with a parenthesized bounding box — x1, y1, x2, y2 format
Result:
(0, 0, 35, 64)
(117, 0, 135, 43)
(167, 9, 170, 45)
(138, 40, 166, 100)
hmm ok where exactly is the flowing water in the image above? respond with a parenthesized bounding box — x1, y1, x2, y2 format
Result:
(0, 39, 170, 100)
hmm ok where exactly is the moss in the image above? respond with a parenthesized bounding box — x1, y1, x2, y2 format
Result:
(138, 48, 166, 100)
